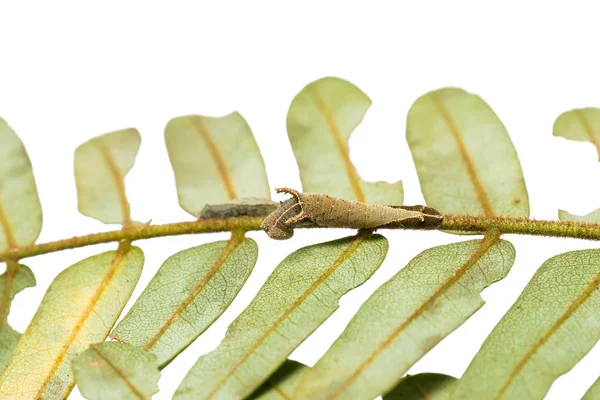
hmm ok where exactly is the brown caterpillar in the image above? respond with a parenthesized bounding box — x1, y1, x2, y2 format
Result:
(261, 187, 443, 240)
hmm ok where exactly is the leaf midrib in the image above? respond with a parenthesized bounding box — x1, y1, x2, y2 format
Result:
(0, 192, 17, 250)
(89, 344, 147, 400)
(192, 116, 238, 200)
(95, 141, 133, 227)
(414, 381, 433, 400)
(268, 380, 292, 400)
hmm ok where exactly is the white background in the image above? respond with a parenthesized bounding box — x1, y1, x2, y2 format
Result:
(2, 2, 600, 399)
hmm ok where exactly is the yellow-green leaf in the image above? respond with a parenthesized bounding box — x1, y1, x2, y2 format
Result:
(0, 245, 144, 399)
(0, 119, 41, 370)
(553, 107, 600, 160)
(74, 128, 140, 226)
(383, 373, 458, 400)
(451, 249, 600, 400)
(293, 233, 514, 400)
(73, 342, 160, 400)
(165, 112, 270, 216)
(407, 88, 529, 217)
(0, 118, 42, 374)
(174, 233, 388, 400)
(111, 236, 258, 367)
(554, 108, 600, 223)
(0, 264, 35, 371)
(247, 360, 308, 400)
(0, 326, 19, 375)
(583, 377, 600, 400)
(287, 77, 403, 205)
(0, 117, 42, 250)
(559, 208, 600, 224)
(0, 264, 35, 323)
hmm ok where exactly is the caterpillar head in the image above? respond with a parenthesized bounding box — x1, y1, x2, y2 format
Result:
(260, 193, 303, 240)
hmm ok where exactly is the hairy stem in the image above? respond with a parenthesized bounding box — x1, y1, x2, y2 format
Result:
(1, 214, 600, 263)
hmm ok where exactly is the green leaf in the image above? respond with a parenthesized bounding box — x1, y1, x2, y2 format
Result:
(293, 232, 514, 400)
(0, 264, 35, 371)
(174, 233, 388, 400)
(0, 326, 19, 375)
(72, 342, 160, 400)
(383, 373, 458, 400)
(111, 235, 258, 367)
(0, 117, 40, 369)
(74, 128, 141, 226)
(451, 249, 600, 400)
(0, 245, 144, 399)
(247, 360, 309, 400)
(0, 117, 42, 250)
(583, 377, 600, 400)
(406, 87, 529, 217)
(165, 112, 270, 216)
(554, 108, 600, 222)
(0, 263, 35, 323)
(553, 107, 600, 160)
(287, 76, 403, 205)
(559, 208, 600, 224)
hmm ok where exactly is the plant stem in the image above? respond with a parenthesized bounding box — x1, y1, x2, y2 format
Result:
(440, 214, 600, 239)
(0, 217, 264, 263)
(2, 214, 600, 263)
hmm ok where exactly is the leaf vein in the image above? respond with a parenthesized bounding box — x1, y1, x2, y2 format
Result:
(192, 116, 238, 200)
(95, 142, 133, 227)
(0, 191, 18, 249)
(89, 343, 147, 400)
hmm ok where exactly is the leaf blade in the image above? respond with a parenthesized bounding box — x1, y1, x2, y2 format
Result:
(0, 117, 42, 250)
(0, 264, 35, 372)
(0, 245, 144, 399)
(582, 377, 600, 400)
(0, 326, 19, 375)
(293, 232, 515, 400)
(0, 264, 35, 324)
(554, 108, 600, 222)
(451, 249, 600, 400)
(246, 360, 309, 400)
(111, 236, 258, 367)
(174, 233, 388, 400)
(559, 208, 600, 223)
(383, 373, 458, 400)
(74, 128, 141, 225)
(407, 87, 529, 217)
(287, 77, 403, 204)
(553, 107, 600, 160)
(165, 112, 270, 216)
(72, 342, 160, 400)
